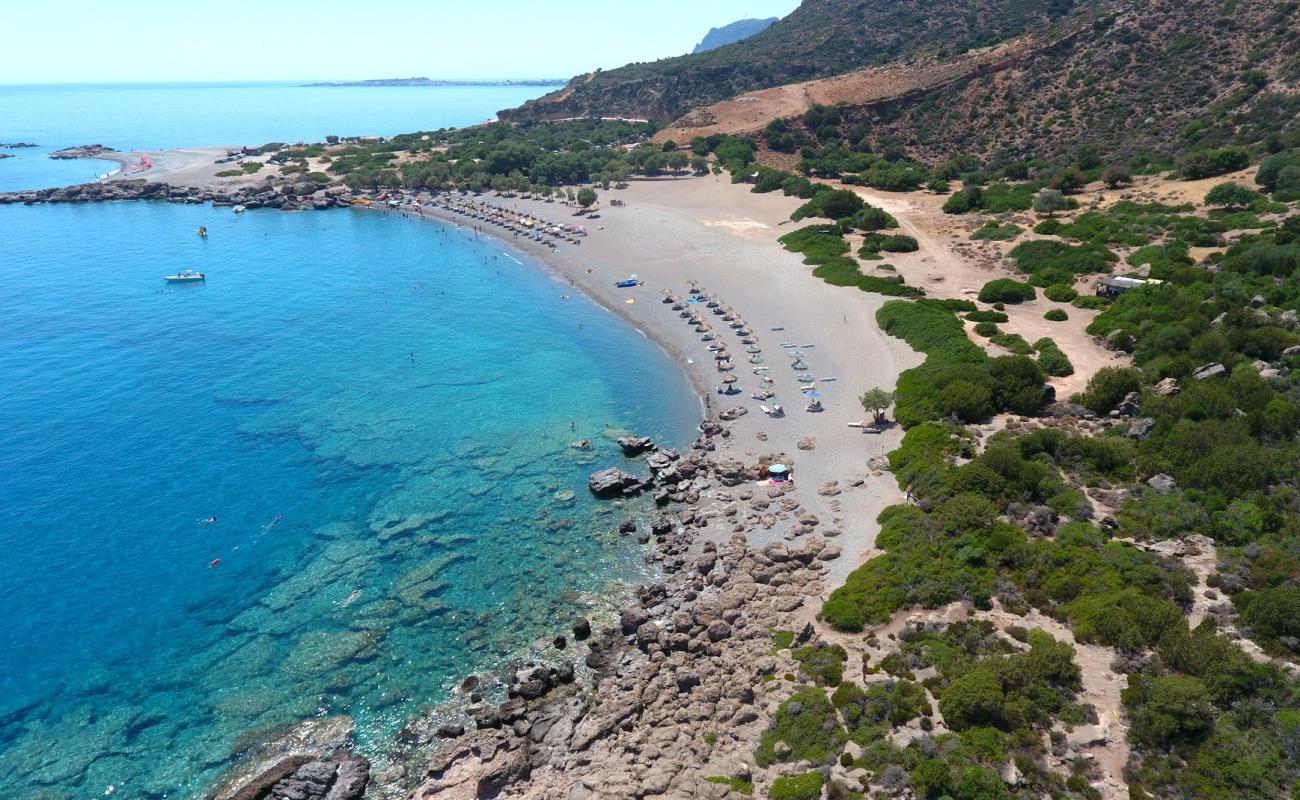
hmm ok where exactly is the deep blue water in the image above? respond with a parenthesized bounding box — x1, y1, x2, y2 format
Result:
(0, 82, 545, 191)
(0, 86, 699, 799)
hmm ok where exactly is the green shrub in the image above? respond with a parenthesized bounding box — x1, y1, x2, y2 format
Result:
(779, 225, 849, 264)
(771, 629, 795, 652)
(1035, 338, 1074, 377)
(1010, 239, 1116, 279)
(1044, 309, 1069, 321)
(792, 188, 864, 221)
(705, 776, 753, 795)
(1043, 284, 1079, 302)
(793, 643, 848, 687)
(755, 688, 846, 766)
(1078, 366, 1143, 414)
(1071, 294, 1110, 310)
(1034, 218, 1063, 235)
(1123, 675, 1215, 745)
(769, 771, 823, 800)
(971, 221, 1022, 241)
(965, 310, 1009, 323)
(978, 279, 1036, 304)
(861, 233, 919, 255)
(973, 321, 999, 337)
(989, 333, 1034, 355)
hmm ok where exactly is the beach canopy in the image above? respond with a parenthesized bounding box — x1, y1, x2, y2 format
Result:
(768, 464, 788, 474)
(804, 389, 823, 399)
(722, 374, 738, 383)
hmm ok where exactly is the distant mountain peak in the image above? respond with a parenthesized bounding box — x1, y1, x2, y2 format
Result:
(692, 17, 778, 54)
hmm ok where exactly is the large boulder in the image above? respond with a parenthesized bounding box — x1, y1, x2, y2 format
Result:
(617, 435, 656, 456)
(587, 468, 641, 497)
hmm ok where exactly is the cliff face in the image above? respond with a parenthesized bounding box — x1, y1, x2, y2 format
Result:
(500, 0, 1081, 123)
(691, 18, 779, 54)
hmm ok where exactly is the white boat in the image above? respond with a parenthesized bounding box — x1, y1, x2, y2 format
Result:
(164, 270, 205, 283)
(233, 204, 246, 213)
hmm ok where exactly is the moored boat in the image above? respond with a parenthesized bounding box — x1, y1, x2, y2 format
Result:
(164, 270, 205, 283)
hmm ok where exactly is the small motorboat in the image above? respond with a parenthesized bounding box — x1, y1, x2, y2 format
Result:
(164, 270, 205, 283)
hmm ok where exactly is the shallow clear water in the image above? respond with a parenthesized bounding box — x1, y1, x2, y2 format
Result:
(0, 82, 545, 191)
(0, 200, 698, 797)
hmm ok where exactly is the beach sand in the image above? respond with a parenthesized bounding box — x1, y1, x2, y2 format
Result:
(406, 176, 923, 585)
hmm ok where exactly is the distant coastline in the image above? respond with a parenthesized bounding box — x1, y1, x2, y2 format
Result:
(302, 77, 567, 88)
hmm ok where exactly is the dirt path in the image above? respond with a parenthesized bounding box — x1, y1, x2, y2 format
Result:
(840, 184, 1127, 397)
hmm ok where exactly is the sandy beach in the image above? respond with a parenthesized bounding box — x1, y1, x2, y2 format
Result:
(397, 176, 925, 584)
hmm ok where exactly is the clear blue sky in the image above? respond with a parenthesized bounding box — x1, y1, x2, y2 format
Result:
(0, 0, 802, 84)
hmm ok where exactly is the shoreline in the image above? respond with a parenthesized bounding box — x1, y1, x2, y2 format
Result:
(5, 173, 926, 799)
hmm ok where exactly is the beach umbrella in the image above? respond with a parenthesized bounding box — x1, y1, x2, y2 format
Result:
(722, 374, 738, 383)
(768, 464, 788, 475)
(803, 389, 823, 399)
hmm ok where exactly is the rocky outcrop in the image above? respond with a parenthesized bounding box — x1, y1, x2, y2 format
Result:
(48, 144, 116, 159)
(411, 534, 835, 800)
(227, 753, 369, 800)
(617, 435, 656, 456)
(587, 468, 646, 497)
(0, 180, 355, 211)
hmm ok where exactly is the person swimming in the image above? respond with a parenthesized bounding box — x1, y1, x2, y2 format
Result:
(200, 516, 217, 525)
(266, 514, 284, 530)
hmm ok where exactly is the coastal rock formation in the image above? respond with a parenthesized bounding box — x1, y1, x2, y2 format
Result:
(226, 752, 369, 800)
(616, 435, 656, 456)
(48, 144, 117, 159)
(0, 179, 355, 211)
(586, 468, 645, 497)
(410, 533, 834, 800)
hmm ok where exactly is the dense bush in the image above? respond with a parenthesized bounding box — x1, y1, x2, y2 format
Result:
(1077, 367, 1143, 414)
(792, 187, 865, 221)
(978, 279, 1036, 304)
(769, 771, 823, 800)
(1034, 338, 1074, 377)
(1044, 309, 1069, 321)
(755, 688, 846, 766)
(778, 224, 849, 264)
(861, 233, 919, 255)
(1009, 239, 1116, 280)
(1043, 284, 1078, 302)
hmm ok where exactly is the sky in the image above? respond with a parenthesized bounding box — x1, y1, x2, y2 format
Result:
(0, 0, 802, 84)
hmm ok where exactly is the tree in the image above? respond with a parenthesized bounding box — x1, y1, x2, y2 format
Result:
(576, 187, 597, 209)
(861, 388, 895, 423)
(1204, 182, 1260, 210)
(1032, 188, 1069, 217)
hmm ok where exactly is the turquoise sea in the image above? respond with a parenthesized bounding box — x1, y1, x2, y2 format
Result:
(0, 85, 699, 798)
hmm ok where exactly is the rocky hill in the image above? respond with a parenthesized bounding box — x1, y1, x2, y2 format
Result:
(691, 17, 779, 54)
(506, 0, 1300, 166)
(847, 0, 1300, 164)
(500, 0, 1080, 122)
